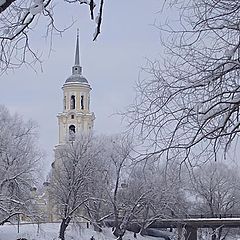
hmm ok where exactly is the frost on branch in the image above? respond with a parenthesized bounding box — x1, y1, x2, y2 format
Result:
(29, 0, 44, 15)
(79, 0, 89, 3)
(0, 0, 104, 73)
(93, 0, 103, 41)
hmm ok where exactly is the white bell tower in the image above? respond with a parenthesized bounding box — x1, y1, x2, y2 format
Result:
(57, 31, 95, 144)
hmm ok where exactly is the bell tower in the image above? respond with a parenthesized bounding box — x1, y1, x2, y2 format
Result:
(57, 31, 95, 144)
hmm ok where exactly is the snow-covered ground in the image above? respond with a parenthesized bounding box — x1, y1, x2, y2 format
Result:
(0, 223, 166, 240)
(2, 223, 240, 240)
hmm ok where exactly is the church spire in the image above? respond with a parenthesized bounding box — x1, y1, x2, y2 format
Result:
(72, 29, 82, 75)
(74, 29, 80, 66)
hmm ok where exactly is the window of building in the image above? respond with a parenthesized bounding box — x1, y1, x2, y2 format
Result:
(69, 125, 76, 141)
(81, 95, 84, 110)
(71, 115, 74, 119)
(70, 95, 75, 109)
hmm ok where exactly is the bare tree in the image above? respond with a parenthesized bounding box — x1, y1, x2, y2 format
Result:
(0, 105, 42, 225)
(122, 160, 188, 235)
(0, 0, 104, 72)
(49, 134, 104, 240)
(92, 135, 187, 239)
(126, 0, 240, 164)
(82, 139, 113, 232)
(187, 162, 240, 240)
(103, 135, 134, 240)
(81, 134, 150, 237)
(71, 135, 148, 238)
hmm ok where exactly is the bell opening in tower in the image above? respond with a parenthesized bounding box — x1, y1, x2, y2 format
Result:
(69, 125, 76, 141)
(70, 95, 75, 109)
(81, 95, 84, 110)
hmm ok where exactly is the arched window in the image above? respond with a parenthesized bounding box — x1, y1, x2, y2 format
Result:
(70, 95, 75, 109)
(69, 125, 76, 141)
(81, 95, 84, 110)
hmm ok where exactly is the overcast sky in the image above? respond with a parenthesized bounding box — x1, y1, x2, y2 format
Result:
(0, 1, 166, 173)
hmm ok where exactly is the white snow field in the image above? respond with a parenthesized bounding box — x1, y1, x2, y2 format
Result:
(0, 222, 167, 240)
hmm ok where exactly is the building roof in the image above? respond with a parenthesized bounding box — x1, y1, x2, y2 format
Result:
(65, 73, 88, 84)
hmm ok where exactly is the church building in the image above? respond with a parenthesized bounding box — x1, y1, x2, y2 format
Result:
(41, 32, 96, 222)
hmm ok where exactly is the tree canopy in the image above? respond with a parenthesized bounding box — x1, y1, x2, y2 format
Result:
(0, 105, 42, 225)
(126, 0, 240, 164)
(0, 0, 104, 72)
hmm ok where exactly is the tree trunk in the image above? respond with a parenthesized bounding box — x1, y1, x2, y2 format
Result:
(113, 226, 124, 240)
(59, 217, 71, 240)
(211, 228, 217, 240)
(93, 222, 102, 232)
(140, 228, 147, 236)
(217, 226, 223, 240)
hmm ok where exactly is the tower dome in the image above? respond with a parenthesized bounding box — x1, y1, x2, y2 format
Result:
(65, 74, 88, 84)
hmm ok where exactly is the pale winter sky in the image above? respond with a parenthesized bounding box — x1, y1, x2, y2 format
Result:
(0, 1, 166, 173)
